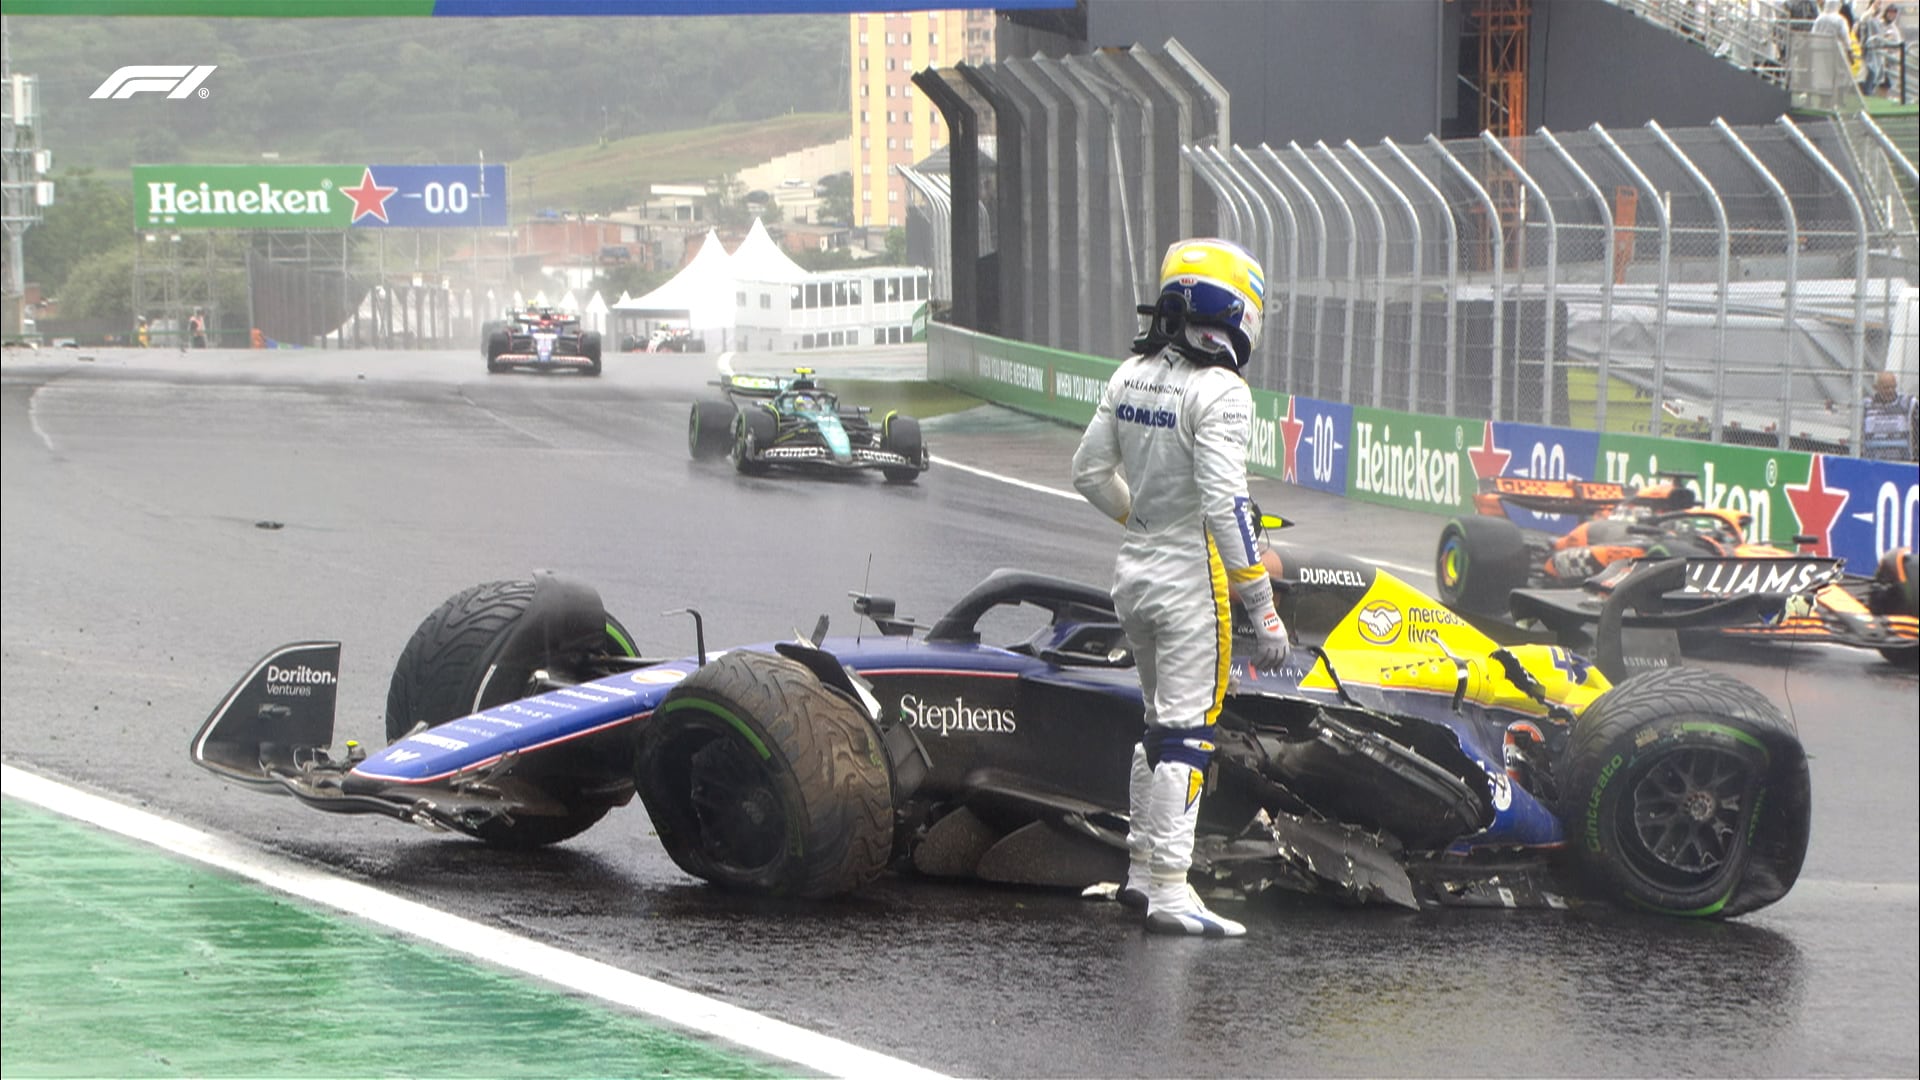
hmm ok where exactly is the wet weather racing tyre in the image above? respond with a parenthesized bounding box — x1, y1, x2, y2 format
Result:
(1435, 516, 1530, 616)
(880, 413, 924, 485)
(1868, 548, 1918, 666)
(688, 400, 735, 461)
(485, 330, 511, 374)
(634, 650, 894, 898)
(732, 407, 774, 476)
(384, 577, 638, 848)
(580, 331, 603, 376)
(1559, 667, 1810, 918)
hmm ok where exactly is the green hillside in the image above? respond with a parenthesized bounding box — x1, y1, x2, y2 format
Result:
(513, 113, 847, 216)
(7, 14, 849, 173)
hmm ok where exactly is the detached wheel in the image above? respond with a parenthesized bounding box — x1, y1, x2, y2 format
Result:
(1559, 667, 1810, 917)
(1435, 516, 1530, 616)
(385, 576, 639, 848)
(688, 400, 735, 461)
(634, 650, 894, 898)
(880, 413, 925, 485)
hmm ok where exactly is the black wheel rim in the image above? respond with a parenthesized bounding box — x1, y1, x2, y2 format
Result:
(683, 732, 788, 876)
(1626, 746, 1752, 882)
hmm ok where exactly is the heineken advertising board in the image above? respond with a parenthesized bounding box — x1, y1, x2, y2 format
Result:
(133, 164, 507, 229)
(928, 325, 1916, 574)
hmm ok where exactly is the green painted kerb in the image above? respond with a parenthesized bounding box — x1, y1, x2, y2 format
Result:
(0, 799, 794, 1079)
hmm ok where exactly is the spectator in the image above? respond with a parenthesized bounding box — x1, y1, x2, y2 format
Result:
(189, 308, 207, 348)
(1812, 0, 1855, 97)
(135, 315, 150, 348)
(1873, 4, 1904, 93)
(1859, 1, 1888, 90)
(1861, 371, 1918, 461)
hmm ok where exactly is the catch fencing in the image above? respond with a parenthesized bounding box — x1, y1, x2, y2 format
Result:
(916, 46, 1918, 458)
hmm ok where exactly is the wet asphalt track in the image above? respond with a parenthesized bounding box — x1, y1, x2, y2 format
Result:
(2, 346, 1916, 1079)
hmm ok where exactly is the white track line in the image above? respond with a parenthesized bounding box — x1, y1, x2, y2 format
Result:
(705, 367, 1429, 579)
(930, 453, 1080, 500)
(27, 384, 58, 453)
(929, 454, 1431, 579)
(0, 763, 947, 1080)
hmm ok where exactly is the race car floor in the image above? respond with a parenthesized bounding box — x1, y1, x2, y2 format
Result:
(2, 346, 1915, 1078)
(0, 797, 789, 1079)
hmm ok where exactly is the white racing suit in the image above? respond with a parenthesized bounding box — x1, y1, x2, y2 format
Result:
(1072, 346, 1279, 937)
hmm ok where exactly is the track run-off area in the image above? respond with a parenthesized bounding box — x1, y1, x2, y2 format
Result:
(3, 346, 1915, 1078)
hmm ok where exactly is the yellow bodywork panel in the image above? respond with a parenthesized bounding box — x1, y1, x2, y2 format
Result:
(1296, 569, 1612, 719)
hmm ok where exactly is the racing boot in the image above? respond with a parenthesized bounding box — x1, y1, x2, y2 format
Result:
(1119, 742, 1152, 911)
(1139, 760, 1245, 938)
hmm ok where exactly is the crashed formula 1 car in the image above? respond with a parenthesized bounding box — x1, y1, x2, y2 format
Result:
(483, 308, 603, 376)
(193, 532, 1816, 919)
(1436, 473, 1919, 665)
(687, 368, 929, 484)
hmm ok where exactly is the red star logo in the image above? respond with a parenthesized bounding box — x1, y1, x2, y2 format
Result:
(1784, 454, 1848, 557)
(1467, 422, 1512, 480)
(1280, 396, 1305, 483)
(342, 168, 397, 224)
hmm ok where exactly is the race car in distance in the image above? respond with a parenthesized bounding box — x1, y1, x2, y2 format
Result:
(687, 367, 929, 484)
(1435, 472, 1918, 664)
(483, 307, 602, 376)
(192, 533, 1816, 919)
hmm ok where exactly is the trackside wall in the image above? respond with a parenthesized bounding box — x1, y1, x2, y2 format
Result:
(930, 323, 1920, 572)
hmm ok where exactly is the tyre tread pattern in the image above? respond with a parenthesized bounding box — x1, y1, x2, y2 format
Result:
(643, 651, 893, 898)
(1560, 666, 1810, 917)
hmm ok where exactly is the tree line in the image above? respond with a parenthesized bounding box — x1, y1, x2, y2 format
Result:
(11, 13, 850, 328)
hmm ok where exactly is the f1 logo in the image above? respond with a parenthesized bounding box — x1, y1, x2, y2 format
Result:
(90, 65, 217, 100)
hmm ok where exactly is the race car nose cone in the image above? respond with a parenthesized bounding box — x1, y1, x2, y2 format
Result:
(822, 418, 851, 462)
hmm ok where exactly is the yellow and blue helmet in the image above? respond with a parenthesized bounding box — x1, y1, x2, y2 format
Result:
(1154, 238, 1264, 370)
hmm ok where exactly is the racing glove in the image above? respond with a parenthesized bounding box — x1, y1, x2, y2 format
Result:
(1237, 577, 1291, 672)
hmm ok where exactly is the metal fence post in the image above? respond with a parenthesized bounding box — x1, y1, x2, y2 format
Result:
(1319, 141, 1389, 408)
(1593, 122, 1671, 437)
(1347, 140, 1423, 413)
(1539, 127, 1614, 434)
(1210, 146, 1281, 379)
(1262, 145, 1330, 399)
(1291, 141, 1359, 403)
(1778, 115, 1869, 454)
(1427, 134, 1504, 421)
(1237, 145, 1301, 391)
(1480, 131, 1559, 426)
(1383, 138, 1457, 417)
(1648, 119, 1731, 443)
(1713, 118, 1798, 450)
(1183, 147, 1242, 240)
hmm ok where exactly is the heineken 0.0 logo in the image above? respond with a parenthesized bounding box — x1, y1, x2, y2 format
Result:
(132, 164, 507, 230)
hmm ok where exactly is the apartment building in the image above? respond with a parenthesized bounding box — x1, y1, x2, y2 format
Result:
(848, 9, 994, 230)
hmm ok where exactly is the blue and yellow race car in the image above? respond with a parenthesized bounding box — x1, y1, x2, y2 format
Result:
(192, 535, 1815, 919)
(688, 368, 929, 484)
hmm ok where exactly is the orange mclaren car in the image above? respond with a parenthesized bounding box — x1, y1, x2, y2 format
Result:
(1435, 473, 1918, 665)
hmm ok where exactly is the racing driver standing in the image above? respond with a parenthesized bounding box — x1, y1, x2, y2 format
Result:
(1072, 237, 1291, 938)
